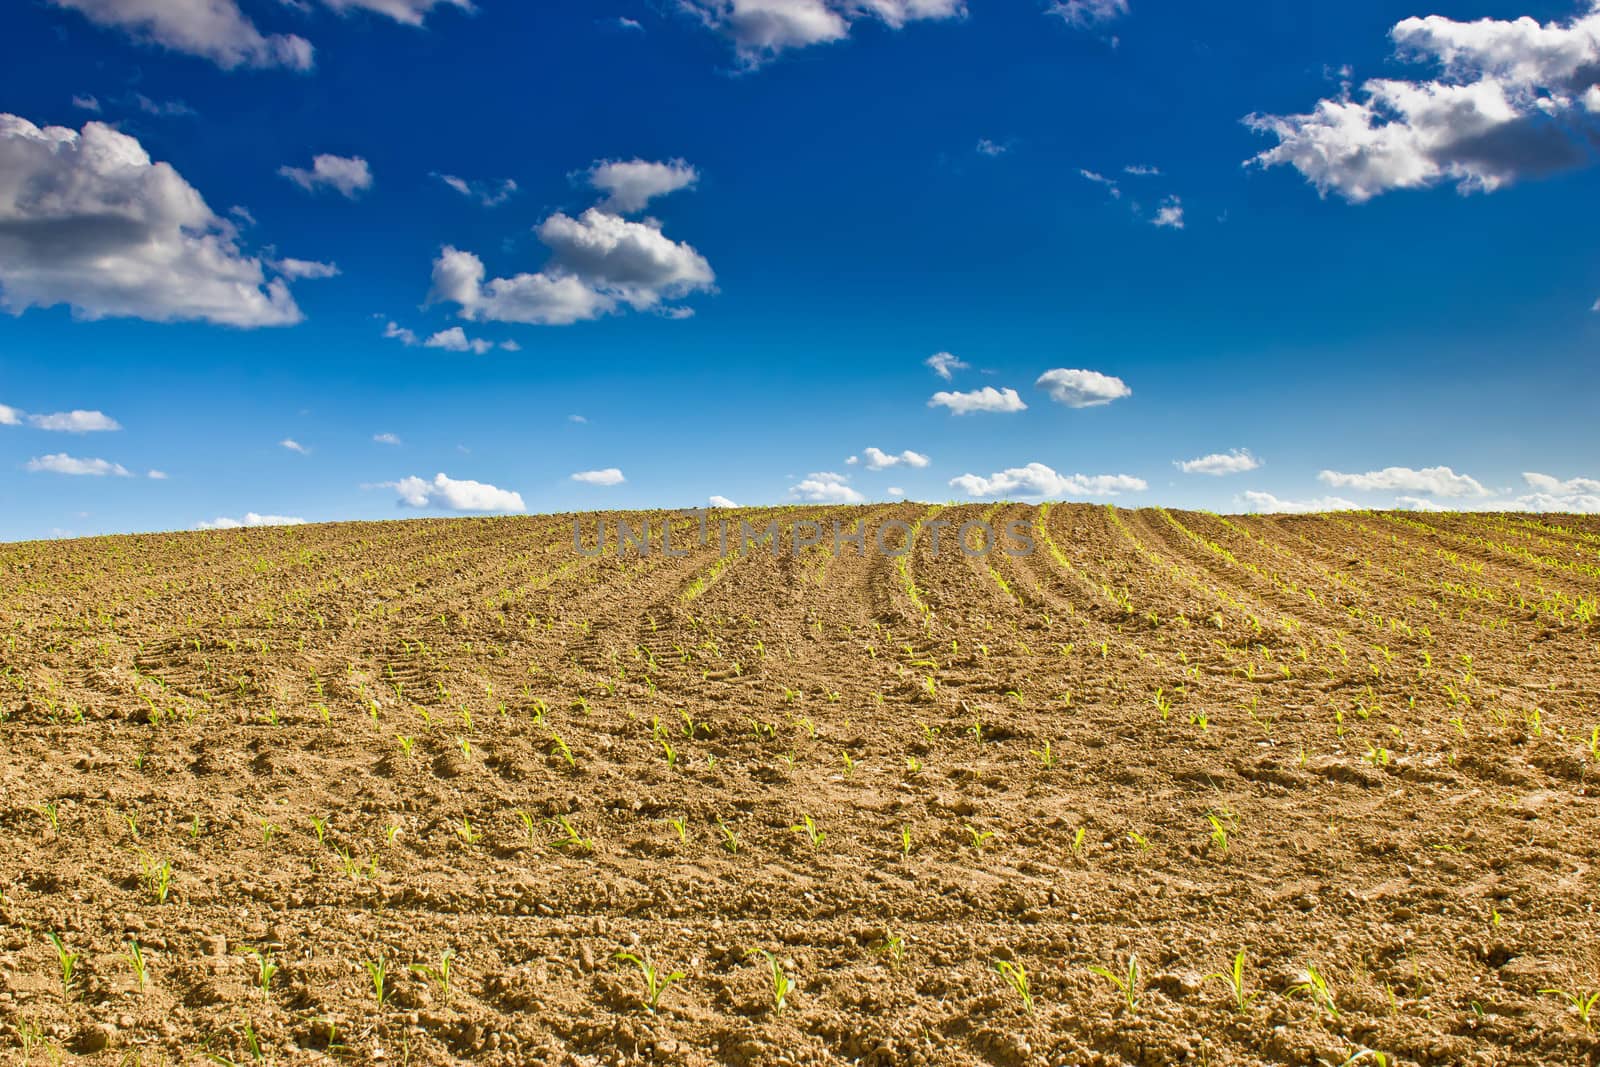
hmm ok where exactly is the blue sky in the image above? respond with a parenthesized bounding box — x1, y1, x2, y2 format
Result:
(2, 0, 1599, 540)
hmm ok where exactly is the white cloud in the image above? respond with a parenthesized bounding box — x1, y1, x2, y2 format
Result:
(430, 207, 714, 325)
(1079, 169, 1122, 198)
(791, 470, 865, 503)
(373, 432, 401, 445)
(1318, 465, 1488, 497)
(437, 173, 517, 207)
(270, 257, 340, 280)
(26, 452, 131, 476)
(928, 385, 1027, 415)
(1046, 0, 1128, 27)
(280, 438, 310, 455)
(925, 351, 969, 380)
(1239, 490, 1360, 514)
(197, 512, 306, 530)
(1395, 495, 1447, 512)
(318, 0, 473, 27)
(279, 154, 372, 198)
(568, 414, 588, 423)
(1246, 5, 1600, 201)
(0, 114, 302, 326)
(1036, 368, 1131, 408)
(72, 95, 101, 112)
(26, 410, 121, 432)
(383, 321, 418, 345)
(950, 463, 1146, 499)
(975, 138, 1009, 157)
(51, 0, 314, 70)
(572, 468, 626, 486)
(682, 0, 965, 66)
(586, 159, 698, 213)
(425, 326, 493, 354)
(387, 472, 525, 512)
(1152, 195, 1185, 228)
(709, 494, 738, 507)
(1518, 470, 1600, 512)
(146, 469, 167, 479)
(1124, 164, 1160, 176)
(1178, 449, 1261, 475)
(887, 486, 905, 497)
(861, 446, 930, 470)
(0, 404, 21, 425)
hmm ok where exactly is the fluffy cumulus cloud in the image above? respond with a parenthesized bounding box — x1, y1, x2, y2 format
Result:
(1046, 0, 1128, 27)
(587, 159, 699, 214)
(949, 463, 1146, 499)
(31, 409, 121, 432)
(424, 326, 493, 354)
(430, 206, 714, 326)
(26, 452, 132, 476)
(50, 0, 314, 70)
(928, 386, 1026, 415)
(386, 472, 525, 512)
(925, 351, 969, 380)
(571, 468, 626, 486)
(279, 154, 372, 198)
(709, 495, 738, 507)
(0, 404, 121, 432)
(197, 512, 306, 530)
(0, 114, 302, 326)
(1239, 490, 1360, 514)
(1318, 465, 1489, 498)
(437, 174, 517, 207)
(1035, 368, 1131, 408)
(1178, 449, 1261, 475)
(1152, 196, 1185, 228)
(1518, 471, 1600, 512)
(681, 0, 965, 66)
(1247, 4, 1600, 201)
(790, 471, 865, 503)
(270, 257, 339, 280)
(857, 446, 930, 470)
(319, 0, 473, 27)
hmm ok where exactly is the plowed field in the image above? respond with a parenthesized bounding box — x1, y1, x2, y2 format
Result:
(2, 505, 1598, 1066)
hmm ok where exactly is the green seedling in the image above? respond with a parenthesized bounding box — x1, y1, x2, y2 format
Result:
(1206, 814, 1230, 855)
(139, 852, 174, 904)
(717, 818, 739, 854)
(964, 824, 995, 852)
(46, 931, 81, 1001)
(1205, 950, 1258, 1014)
(1288, 965, 1338, 1018)
(746, 949, 795, 1015)
(456, 816, 482, 845)
(666, 817, 689, 845)
(366, 954, 390, 1008)
(994, 958, 1034, 1014)
(614, 952, 685, 1014)
(240, 947, 277, 999)
(1089, 954, 1142, 1015)
(548, 814, 593, 853)
(409, 948, 456, 1006)
(1538, 987, 1599, 1031)
(125, 940, 149, 990)
(791, 814, 825, 848)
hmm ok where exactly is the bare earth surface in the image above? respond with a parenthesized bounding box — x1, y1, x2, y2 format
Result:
(2, 505, 1598, 1066)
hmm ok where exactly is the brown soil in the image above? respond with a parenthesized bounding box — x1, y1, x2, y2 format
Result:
(2, 505, 1598, 1066)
